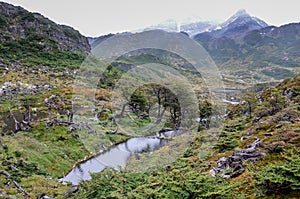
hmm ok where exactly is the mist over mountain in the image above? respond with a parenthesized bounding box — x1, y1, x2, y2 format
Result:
(180, 21, 216, 36)
(143, 18, 216, 37)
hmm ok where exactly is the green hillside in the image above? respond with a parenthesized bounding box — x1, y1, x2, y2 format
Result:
(0, 2, 89, 69)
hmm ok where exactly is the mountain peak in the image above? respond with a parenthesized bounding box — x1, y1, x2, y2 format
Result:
(227, 9, 268, 27)
(217, 9, 268, 36)
(193, 9, 268, 39)
(225, 9, 253, 26)
(234, 9, 249, 17)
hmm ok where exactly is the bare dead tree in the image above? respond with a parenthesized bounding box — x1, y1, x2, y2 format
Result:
(66, 109, 74, 123)
(9, 104, 32, 134)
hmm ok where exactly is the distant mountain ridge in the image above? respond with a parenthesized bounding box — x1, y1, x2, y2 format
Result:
(141, 9, 268, 38)
(89, 9, 269, 45)
(194, 19, 300, 82)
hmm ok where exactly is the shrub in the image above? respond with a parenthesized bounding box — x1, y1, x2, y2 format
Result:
(0, 15, 8, 27)
(255, 150, 300, 196)
(214, 130, 239, 153)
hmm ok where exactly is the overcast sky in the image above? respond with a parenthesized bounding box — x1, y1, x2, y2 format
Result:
(2, 0, 300, 37)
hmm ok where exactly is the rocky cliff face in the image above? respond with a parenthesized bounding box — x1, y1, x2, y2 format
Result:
(0, 2, 90, 53)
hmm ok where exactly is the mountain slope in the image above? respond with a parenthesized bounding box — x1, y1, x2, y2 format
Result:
(0, 2, 90, 69)
(0, 2, 90, 52)
(194, 14, 300, 82)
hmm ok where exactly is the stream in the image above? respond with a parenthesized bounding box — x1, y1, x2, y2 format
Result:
(212, 88, 241, 93)
(1, 111, 184, 186)
(1, 88, 240, 186)
(60, 130, 181, 185)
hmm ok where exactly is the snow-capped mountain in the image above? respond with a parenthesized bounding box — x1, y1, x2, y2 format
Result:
(180, 21, 216, 36)
(143, 19, 179, 33)
(143, 19, 217, 36)
(91, 9, 269, 46)
(142, 9, 267, 38)
(222, 9, 268, 30)
(199, 9, 268, 39)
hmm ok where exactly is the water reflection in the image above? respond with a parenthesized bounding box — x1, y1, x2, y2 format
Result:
(60, 131, 180, 185)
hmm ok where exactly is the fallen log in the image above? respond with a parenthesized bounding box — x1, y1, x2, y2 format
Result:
(95, 105, 111, 119)
(62, 186, 78, 197)
(106, 127, 118, 134)
(46, 118, 74, 127)
(0, 170, 29, 196)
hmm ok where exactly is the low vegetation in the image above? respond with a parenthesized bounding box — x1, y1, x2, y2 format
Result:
(71, 75, 300, 198)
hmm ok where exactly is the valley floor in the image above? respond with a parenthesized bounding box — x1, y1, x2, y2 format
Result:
(0, 66, 299, 198)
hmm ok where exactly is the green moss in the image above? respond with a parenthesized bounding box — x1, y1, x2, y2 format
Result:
(20, 175, 70, 198)
(1, 122, 89, 177)
(291, 86, 300, 96)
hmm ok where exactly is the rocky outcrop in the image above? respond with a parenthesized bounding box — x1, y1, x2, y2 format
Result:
(0, 2, 90, 53)
(210, 137, 266, 178)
